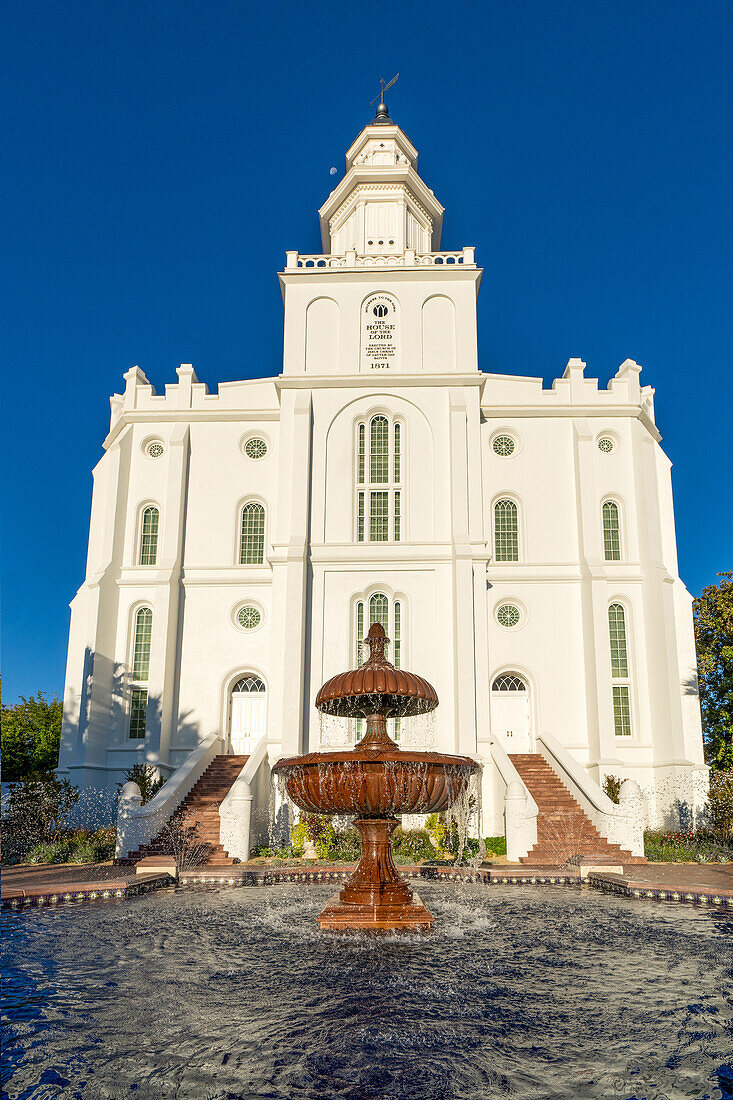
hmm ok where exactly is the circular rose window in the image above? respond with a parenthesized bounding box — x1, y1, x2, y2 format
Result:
(244, 438, 267, 460)
(237, 606, 262, 630)
(496, 604, 521, 628)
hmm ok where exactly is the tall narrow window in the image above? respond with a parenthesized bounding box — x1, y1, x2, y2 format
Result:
(355, 415, 403, 542)
(354, 593, 402, 742)
(129, 606, 152, 740)
(357, 424, 365, 484)
(608, 603, 632, 736)
(139, 506, 159, 566)
(602, 501, 621, 561)
(494, 499, 519, 562)
(239, 502, 265, 565)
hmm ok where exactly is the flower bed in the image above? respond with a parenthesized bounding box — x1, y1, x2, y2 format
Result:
(644, 829, 732, 863)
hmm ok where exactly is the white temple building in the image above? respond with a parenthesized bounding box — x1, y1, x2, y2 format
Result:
(58, 98, 707, 855)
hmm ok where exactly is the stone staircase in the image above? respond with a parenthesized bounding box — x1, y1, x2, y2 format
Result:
(123, 754, 249, 866)
(508, 753, 646, 866)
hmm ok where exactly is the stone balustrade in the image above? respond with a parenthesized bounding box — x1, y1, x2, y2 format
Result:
(285, 247, 476, 270)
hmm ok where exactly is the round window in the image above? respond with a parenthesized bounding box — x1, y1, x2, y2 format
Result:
(244, 438, 268, 460)
(493, 435, 515, 457)
(237, 606, 261, 631)
(597, 437, 615, 454)
(147, 441, 164, 458)
(497, 604, 521, 628)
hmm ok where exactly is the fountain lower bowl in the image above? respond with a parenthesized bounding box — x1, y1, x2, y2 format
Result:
(272, 749, 478, 817)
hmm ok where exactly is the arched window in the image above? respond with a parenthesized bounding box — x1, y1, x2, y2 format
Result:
(129, 606, 152, 740)
(356, 415, 402, 542)
(602, 501, 621, 561)
(608, 603, 632, 736)
(139, 506, 159, 566)
(494, 499, 519, 562)
(354, 592, 402, 741)
(239, 502, 265, 565)
(492, 673, 527, 692)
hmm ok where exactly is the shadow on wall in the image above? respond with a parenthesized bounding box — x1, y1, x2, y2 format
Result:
(58, 645, 210, 829)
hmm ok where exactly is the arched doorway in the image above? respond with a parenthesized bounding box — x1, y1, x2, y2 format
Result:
(230, 676, 266, 755)
(491, 673, 532, 753)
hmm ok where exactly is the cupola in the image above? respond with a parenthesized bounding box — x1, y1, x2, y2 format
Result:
(318, 106, 444, 257)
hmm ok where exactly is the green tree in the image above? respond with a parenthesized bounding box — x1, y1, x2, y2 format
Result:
(693, 572, 733, 769)
(120, 763, 165, 804)
(1, 691, 63, 782)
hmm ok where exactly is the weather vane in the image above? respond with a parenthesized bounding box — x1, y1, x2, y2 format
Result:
(370, 73, 399, 116)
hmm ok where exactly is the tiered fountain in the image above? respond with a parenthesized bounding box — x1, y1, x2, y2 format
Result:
(273, 622, 479, 932)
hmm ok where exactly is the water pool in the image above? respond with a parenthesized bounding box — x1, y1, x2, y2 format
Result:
(2, 882, 732, 1099)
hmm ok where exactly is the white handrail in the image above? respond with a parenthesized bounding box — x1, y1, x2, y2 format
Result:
(115, 733, 223, 859)
(535, 730, 644, 857)
(218, 734, 270, 862)
(489, 738, 538, 861)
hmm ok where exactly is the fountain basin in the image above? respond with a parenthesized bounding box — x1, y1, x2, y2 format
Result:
(273, 749, 477, 817)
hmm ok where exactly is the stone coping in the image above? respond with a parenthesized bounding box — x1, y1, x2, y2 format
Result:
(3, 861, 731, 913)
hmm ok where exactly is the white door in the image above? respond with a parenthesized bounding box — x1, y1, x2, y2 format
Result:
(230, 676, 266, 755)
(491, 674, 531, 753)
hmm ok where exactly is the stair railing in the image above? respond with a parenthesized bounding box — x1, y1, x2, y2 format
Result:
(115, 732, 224, 859)
(535, 730, 644, 857)
(488, 738, 539, 861)
(218, 734, 270, 862)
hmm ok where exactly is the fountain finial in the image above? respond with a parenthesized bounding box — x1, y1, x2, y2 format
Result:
(364, 621, 389, 663)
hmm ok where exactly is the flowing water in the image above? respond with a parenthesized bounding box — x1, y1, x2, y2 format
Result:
(2, 883, 732, 1100)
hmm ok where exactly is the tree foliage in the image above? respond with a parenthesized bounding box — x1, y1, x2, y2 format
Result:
(1, 690, 63, 782)
(693, 572, 733, 769)
(1, 775, 79, 864)
(120, 763, 166, 805)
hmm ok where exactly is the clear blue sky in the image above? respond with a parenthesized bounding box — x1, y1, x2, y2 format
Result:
(3, 0, 731, 703)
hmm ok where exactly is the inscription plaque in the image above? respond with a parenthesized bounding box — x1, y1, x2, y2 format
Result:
(360, 294, 400, 371)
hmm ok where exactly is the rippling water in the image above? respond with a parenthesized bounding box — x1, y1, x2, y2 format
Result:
(2, 883, 732, 1099)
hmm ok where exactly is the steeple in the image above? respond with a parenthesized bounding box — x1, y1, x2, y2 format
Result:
(318, 96, 444, 256)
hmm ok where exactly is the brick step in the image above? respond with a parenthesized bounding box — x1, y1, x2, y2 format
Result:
(509, 751, 646, 867)
(122, 754, 250, 868)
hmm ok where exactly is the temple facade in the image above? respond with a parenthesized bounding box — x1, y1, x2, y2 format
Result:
(58, 103, 707, 833)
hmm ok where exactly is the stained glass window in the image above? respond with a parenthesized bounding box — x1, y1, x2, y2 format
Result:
(132, 607, 152, 681)
(356, 416, 402, 542)
(494, 499, 519, 562)
(608, 603, 632, 736)
(129, 607, 152, 739)
(602, 501, 621, 561)
(139, 506, 159, 566)
(240, 503, 265, 564)
(608, 603, 629, 678)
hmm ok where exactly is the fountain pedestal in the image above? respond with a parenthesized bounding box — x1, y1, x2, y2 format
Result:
(317, 816, 433, 932)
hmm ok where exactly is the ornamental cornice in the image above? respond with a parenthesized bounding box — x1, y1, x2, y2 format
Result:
(329, 183, 433, 232)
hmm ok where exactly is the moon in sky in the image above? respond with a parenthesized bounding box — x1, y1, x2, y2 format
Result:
(330, 167, 337, 175)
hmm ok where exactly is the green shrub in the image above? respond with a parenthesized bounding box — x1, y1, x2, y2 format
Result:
(290, 822, 310, 851)
(708, 770, 733, 838)
(328, 828, 361, 862)
(603, 774, 622, 804)
(1, 776, 80, 864)
(484, 835, 507, 856)
(391, 827, 437, 863)
(119, 763, 166, 805)
(26, 839, 74, 864)
(250, 845, 271, 858)
(644, 829, 732, 863)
